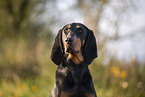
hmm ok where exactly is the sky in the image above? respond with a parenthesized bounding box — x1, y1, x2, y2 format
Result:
(100, 0, 145, 64)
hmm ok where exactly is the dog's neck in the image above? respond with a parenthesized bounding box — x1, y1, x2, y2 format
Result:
(61, 59, 88, 83)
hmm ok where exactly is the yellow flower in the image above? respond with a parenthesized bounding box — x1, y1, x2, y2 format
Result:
(17, 82, 24, 90)
(120, 70, 127, 79)
(12, 93, 18, 97)
(13, 95, 18, 97)
(31, 85, 38, 93)
(110, 66, 120, 77)
(0, 91, 2, 96)
(120, 81, 128, 89)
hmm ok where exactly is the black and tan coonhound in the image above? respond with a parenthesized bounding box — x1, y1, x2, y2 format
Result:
(50, 23, 98, 97)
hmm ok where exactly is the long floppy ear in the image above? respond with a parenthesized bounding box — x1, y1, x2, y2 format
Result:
(83, 30, 98, 65)
(50, 30, 64, 65)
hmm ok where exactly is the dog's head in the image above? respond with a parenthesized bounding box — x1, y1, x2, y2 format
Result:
(51, 23, 98, 65)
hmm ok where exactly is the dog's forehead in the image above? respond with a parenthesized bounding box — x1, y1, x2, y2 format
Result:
(64, 23, 88, 30)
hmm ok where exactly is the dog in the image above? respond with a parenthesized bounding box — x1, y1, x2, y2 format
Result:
(50, 23, 98, 97)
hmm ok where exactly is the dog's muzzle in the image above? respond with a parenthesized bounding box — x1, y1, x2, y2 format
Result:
(65, 37, 79, 54)
(66, 45, 79, 54)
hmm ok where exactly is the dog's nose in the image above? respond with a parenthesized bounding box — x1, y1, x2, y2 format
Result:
(65, 37, 74, 44)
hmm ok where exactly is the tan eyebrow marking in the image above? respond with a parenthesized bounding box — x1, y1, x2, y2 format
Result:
(77, 25, 80, 28)
(68, 25, 71, 29)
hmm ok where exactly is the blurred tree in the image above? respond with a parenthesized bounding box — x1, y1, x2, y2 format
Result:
(0, 0, 48, 39)
(0, 0, 54, 80)
(77, 0, 108, 33)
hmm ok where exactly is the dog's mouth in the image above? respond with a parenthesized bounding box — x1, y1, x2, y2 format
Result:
(66, 46, 79, 54)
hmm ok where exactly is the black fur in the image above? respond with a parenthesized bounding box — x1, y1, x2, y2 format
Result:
(50, 30, 64, 65)
(50, 23, 98, 97)
(83, 30, 98, 65)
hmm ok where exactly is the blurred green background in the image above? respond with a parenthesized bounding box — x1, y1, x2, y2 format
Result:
(0, 0, 145, 97)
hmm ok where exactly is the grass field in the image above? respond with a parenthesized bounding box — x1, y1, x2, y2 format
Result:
(0, 39, 145, 97)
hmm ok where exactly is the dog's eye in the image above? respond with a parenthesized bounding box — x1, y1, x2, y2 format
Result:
(77, 28, 83, 34)
(64, 29, 69, 34)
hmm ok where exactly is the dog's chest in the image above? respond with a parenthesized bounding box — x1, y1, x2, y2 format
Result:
(56, 65, 90, 88)
(54, 64, 95, 97)
(69, 66, 85, 82)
